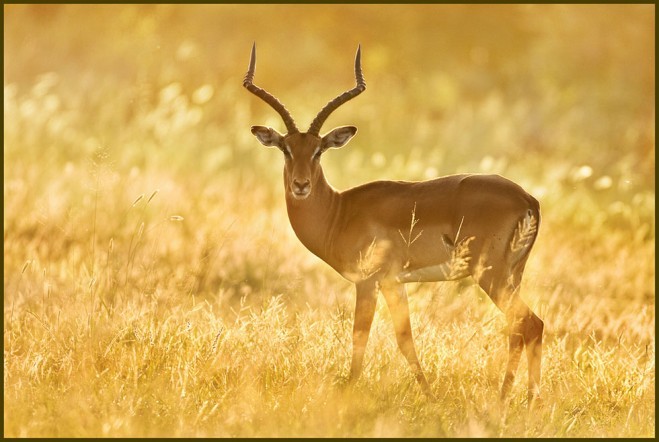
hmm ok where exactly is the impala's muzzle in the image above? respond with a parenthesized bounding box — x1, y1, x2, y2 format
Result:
(291, 178, 311, 199)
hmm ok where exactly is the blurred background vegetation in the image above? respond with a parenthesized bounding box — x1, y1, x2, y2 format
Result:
(3, 5, 655, 437)
(5, 4, 654, 187)
(5, 5, 655, 244)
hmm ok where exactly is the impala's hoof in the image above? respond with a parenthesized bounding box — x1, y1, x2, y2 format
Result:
(334, 376, 352, 389)
(417, 381, 437, 402)
(528, 394, 544, 411)
(424, 390, 438, 403)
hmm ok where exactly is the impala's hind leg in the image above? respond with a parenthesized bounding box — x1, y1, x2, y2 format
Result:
(348, 279, 378, 382)
(478, 268, 543, 406)
(380, 281, 434, 399)
(524, 310, 543, 407)
(501, 295, 543, 405)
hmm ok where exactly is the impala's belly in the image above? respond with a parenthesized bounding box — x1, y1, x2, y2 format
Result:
(335, 223, 460, 283)
(394, 225, 475, 282)
(396, 261, 470, 283)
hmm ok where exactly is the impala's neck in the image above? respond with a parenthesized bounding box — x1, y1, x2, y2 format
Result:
(284, 168, 341, 263)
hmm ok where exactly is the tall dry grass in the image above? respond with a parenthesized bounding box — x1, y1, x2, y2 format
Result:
(4, 4, 655, 437)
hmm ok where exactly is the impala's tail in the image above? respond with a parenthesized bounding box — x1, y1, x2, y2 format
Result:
(508, 205, 540, 271)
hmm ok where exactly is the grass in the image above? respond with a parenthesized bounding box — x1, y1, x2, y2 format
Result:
(4, 4, 655, 438)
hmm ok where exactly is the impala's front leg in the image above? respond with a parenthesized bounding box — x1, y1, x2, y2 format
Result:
(348, 279, 378, 382)
(380, 281, 435, 400)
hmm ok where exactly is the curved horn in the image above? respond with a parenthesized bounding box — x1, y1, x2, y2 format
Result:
(308, 44, 366, 136)
(243, 42, 299, 134)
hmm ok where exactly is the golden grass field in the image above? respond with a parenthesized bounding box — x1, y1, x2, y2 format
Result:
(4, 4, 655, 437)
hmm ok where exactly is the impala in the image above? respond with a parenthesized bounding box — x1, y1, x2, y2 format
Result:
(243, 43, 543, 406)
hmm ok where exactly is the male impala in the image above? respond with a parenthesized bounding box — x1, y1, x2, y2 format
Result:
(243, 43, 543, 406)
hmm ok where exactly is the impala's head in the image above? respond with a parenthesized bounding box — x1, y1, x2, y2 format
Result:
(250, 126, 357, 199)
(243, 43, 365, 200)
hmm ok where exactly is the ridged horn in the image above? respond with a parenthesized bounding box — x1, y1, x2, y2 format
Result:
(308, 44, 366, 136)
(243, 42, 299, 134)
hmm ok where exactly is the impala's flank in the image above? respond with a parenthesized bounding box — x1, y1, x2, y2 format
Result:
(243, 43, 543, 407)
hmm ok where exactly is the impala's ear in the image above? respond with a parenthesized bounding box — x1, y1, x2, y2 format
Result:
(251, 126, 285, 148)
(320, 126, 357, 150)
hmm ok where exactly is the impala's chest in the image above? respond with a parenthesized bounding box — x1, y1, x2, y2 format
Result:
(287, 213, 326, 256)
(285, 193, 341, 265)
